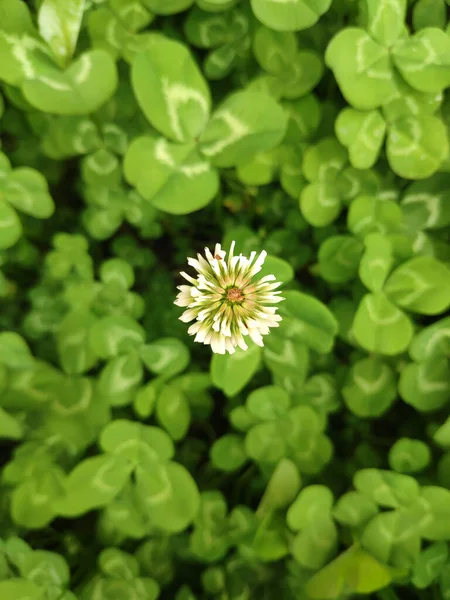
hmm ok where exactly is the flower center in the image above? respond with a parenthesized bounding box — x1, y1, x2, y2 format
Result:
(226, 287, 244, 302)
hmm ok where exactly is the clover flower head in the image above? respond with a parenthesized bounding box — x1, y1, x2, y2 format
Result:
(174, 241, 284, 354)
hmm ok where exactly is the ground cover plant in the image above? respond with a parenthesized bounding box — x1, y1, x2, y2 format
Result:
(1, 0, 450, 598)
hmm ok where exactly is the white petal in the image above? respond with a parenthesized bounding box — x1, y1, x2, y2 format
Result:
(180, 271, 198, 285)
(257, 274, 277, 284)
(174, 296, 191, 307)
(179, 308, 198, 322)
(248, 328, 264, 346)
(204, 246, 214, 262)
(188, 322, 202, 335)
(214, 243, 226, 259)
(249, 250, 267, 276)
(211, 334, 226, 354)
(234, 334, 248, 351)
(187, 257, 206, 274)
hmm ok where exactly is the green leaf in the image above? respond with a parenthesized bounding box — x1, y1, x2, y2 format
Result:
(354, 468, 420, 508)
(184, 7, 232, 48)
(325, 29, 396, 110)
(318, 235, 363, 283)
(300, 374, 339, 414)
(409, 317, 450, 361)
(124, 136, 219, 214)
(383, 75, 443, 121)
(211, 344, 262, 397)
(253, 27, 298, 74)
(302, 137, 347, 182)
(156, 383, 191, 441)
(250, 0, 332, 33)
(22, 50, 118, 115)
(300, 138, 347, 226)
(1, 362, 60, 410)
(236, 149, 279, 186)
(413, 0, 447, 31)
(134, 378, 164, 419)
(389, 438, 431, 474)
(210, 434, 247, 472)
(335, 108, 386, 169)
(287, 485, 334, 531)
(12, 468, 65, 528)
(4, 167, 54, 218)
(343, 357, 397, 417)
(0, 332, 34, 368)
(353, 292, 414, 355)
(0, 407, 23, 440)
(132, 34, 210, 142)
(54, 454, 133, 516)
(38, 0, 85, 67)
(348, 196, 402, 239)
(0, 201, 22, 249)
(306, 544, 392, 598)
(0, 3, 46, 86)
(393, 28, 450, 93)
(284, 95, 322, 142)
(247, 385, 291, 421)
(198, 91, 287, 167)
(366, 0, 406, 46)
(276, 290, 338, 353)
(358, 234, 394, 292)
(280, 51, 323, 98)
(419, 486, 450, 540)
(99, 547, 139, 579)
(292, 516, 337, 570)
(245, 422, 286, 464)
(385, 256, 450, 315)
(333, 492, 378, 528)
(0, 580, 43, 600)
(263, 336, 309, 388)
(98, 354, 143, 407)
(412, 541, 448, 589)
(57, 310, 97, 375)
(386, 115, 448, 179)
(288, 485, 336, 569)
(100, 419, 174, 465)
(399, 358, 450, 412)
(140, 337, 190, 377)
(434, 417, 450, 448)
(204, 44, 239, 80)
(136, 461, 200, 533)
(20, 550, 69, 591)
(300, 182, 342, 226)
(141, 0, 194, 15)
(89, 315, 146, 359)
(257, 254, 294, 284)
(401, 174, 450, 230)
(252, 27, 322, 97)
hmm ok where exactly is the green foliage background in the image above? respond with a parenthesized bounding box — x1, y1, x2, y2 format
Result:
(0, 0, 450, 598)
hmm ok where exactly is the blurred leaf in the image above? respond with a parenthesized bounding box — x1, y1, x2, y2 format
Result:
(140, 338, 190, 377)
(389, 438, 431, 474)
(277, 290, 338, 354)
(250, 0, 331, 32)
(306, 544, 392, 598)
(38, 0, 85, 66)
(353, 292, 414, 355)
(132, 34, 210, 142)
(385, 256, 450, 315)
(199, 91, 287, 167)
(211, 344, 262, 397)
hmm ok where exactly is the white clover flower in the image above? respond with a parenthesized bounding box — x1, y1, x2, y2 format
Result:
(174, 241, 284, 354)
